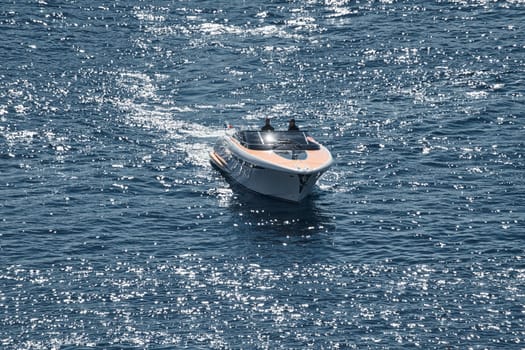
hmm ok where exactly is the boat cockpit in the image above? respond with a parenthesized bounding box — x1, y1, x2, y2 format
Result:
(234, 130, 320, 151)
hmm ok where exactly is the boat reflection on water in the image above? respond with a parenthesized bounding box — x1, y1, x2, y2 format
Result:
(214, 183, 337, 265)
(212, 176, 335, 237)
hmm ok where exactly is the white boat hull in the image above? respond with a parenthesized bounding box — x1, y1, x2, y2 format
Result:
(227, 158, 321, 202)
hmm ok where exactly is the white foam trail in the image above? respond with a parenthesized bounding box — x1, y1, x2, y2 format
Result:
(115, 71, 224, 167)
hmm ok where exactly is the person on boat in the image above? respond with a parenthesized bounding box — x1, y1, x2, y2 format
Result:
(261, 117, 274, 132)
(288, 118, 299, 131)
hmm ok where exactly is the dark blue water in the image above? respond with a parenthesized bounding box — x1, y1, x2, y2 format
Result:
(1, 1, 524, 348)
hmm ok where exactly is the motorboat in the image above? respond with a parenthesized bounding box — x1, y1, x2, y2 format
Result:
(210, 128, 333, 202)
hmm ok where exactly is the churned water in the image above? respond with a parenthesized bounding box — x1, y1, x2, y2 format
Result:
(1, 0, 524, 348)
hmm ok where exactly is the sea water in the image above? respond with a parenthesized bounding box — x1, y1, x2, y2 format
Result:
(1, 1, 524, 348)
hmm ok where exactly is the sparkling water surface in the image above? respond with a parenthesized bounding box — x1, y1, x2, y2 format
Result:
(1, 0, 524, 348)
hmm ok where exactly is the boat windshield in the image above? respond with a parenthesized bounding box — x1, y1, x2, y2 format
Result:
(234, 130, 321, 151)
